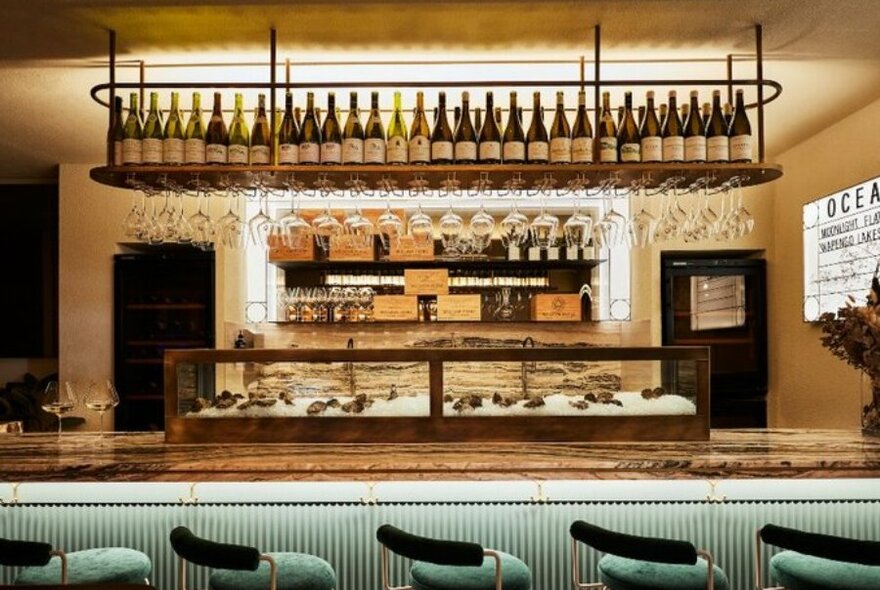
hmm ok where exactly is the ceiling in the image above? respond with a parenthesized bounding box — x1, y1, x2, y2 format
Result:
(2, 0, 880, 180)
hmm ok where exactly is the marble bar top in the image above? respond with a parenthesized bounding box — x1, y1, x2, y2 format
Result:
(0, 429, 879, 482)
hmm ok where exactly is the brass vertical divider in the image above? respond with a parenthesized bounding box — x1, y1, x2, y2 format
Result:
(593, 24, 601, 158)
(726, 54, 734, 106)
(270, 28, 277, 165)
(139, 60, 145, 116)
(108, 29, 116, 167)
(756, 23, 765, 163)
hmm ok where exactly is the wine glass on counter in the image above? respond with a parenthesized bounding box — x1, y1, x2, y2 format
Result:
(41, 381, 77, 437)
(84, 381, 120, 438)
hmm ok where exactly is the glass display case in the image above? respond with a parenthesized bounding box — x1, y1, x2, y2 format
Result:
(164, 346, 709, 443)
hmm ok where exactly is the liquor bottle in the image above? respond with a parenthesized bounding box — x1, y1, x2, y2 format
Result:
(110, 96, 124, 166)
(205, 92, 228, 164)
(363, 91, 385, 164)
(227, 93, 250, 165)
(597, 91, 618, 163)
(163, 91, 185, 164)
(453, 91, 477, 163)
(640, 91, 662, 163)
(121, 93, 142, 165)
(299, 92, 321, 164)
(409, 91, 431, 164)
(683, 91, 706, 162)
(549, 91, 571, 164)
(571, 90, 593, 164)
(617, 91, 641, 162)
(184, 92, 206, 164)
(321, 92, 342, 165)
(386, 91, 408, 165)
(526, 92, 549, 163)
(431, 91, 454, 164)
(478, 92, 501, 163)
(141, 92, 164, 164)
(250, 94, 271, 165)
(278, 91, 299, 165)
(706, 90, 729, 163)
(502, 91, 525, 163)
(728, 89, 753, 163)
(342, 92, 365, 164)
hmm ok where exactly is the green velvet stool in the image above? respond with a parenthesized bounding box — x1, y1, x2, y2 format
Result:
(758, 524, 880, 590)
(377, 524, 532, 590)
(570, 521, 729, 590)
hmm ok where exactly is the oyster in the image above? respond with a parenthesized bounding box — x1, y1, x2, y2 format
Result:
(492, 392, 516, 408)
(307, 401, 327, 415)
(583, 393, 598, 403)
(523, 396, 546, 409)
(237, 400, 255, 410)
(342, 399, 365, 414)
(279, 391, 295, 405)
(387, 385, 399, 401)
(569, 400, 590, 410)
(326, 398, 341, 409)
(189, 397, 211, 413)
(215, 397, 236, 410)
(255, 398, 277, 408)
(443, 394, 454, 403)
(452, 398, 474, 413)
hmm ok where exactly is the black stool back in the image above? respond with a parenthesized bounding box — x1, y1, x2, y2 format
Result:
(0, 538, 67, 583)
(169, 527, 276, 590)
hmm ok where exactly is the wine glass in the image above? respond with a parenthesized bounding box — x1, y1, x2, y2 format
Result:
(344, 206, 376, 249)
(377, 202, 404, 254)
(468, 204, 495, 254)
(563, 200, 593, 250)
(500, 202, 530, 251)
(313, 205, 344, 254)
(84, 381, 120, 438)
(41, 381, 76, 437)
(530, 203, 559, 250)
(439, 206, 464, 257)
(407, 204, 434, 246)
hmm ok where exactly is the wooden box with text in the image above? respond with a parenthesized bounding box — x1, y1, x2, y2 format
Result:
(388, 236, 435, 261)
(530, 294, 582, 322)
(437, 295, 482, 321)
(404, 269, 449, 295)
(328, 235, 375, 262)
(372, 295, 419, 321)
(267, 235, 315, 261)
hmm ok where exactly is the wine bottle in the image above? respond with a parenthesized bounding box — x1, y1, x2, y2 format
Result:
(386, 91, 408, 165)
(205, 92, 228, 164)
(184, 92, 206, 164)
(163, 91, 185, 164)
(617, 106, 624, 127)
(121, 93, 142, 165)
(142, 92, 164, 164)
(453, 106, 461, 130)
(597, 91, 618, 163)
(478, 92, 501, 163)
(474, 107, 483, 137)
(549, 91, 571, 164)
(526, 92, 549, 163)
(638, 106, 646, 129)
(684, 91, 706, 162)
(702, 102, 711, 128)
(729, 88, 753, 163)
(278, 91, 299, 165)
(227, 93, 250, 165)
(706, 90, 729, 163)
(502, 91, 525, 163)
(110, 96, 124, 166)
(342, 92, 365, 164)
(640, 91, 662, 163)
(659, 103, 668, 124)
(431, 91, 454, 164)
(723, 101, 733, 129)
(364, 91, 385, 164)
(409, 91, 431, 164)
(571, 90, 593, 164)
(249, 94, 271, 165)
(321, 92, 342, 165)
(299, 92, 321, 164)
(617, 91, 641, 162)
(454, 91, 477, 163)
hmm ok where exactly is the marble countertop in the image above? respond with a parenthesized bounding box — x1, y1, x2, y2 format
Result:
(1, 429, 878, 482)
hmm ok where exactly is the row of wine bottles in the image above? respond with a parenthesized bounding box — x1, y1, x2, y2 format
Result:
(111, 88, 752, 167)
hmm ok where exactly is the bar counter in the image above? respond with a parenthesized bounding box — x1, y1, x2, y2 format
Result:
(2, 428, 879, 482)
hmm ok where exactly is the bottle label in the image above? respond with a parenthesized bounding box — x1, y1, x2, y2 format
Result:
(527, 141, 549, 162)
(364, 138, 386, 163)
(455, 141, 477, 162)
(571, 137, 593, 163)
(599, 137, 618, 163)
(343, 138, 364, 163)
(479, 141, 501, 161)
(113, 141, 123, 166)
(185, 138, 206, 164)
(163, 138, 184, 164)
(228, 144, 249, 164)
(321, 142, 342, 164)
(142, 138, 163, 164)
(206, 143, 227, 164)
(409, 136, 430, 162)
(549, 137, 572, 163)
(684, 136, 707, 161)
(299, 142, 320, 164)
(279, 143, 299, 165)
(707, 136, 729, 162)
(250, 145, 271, 164)
(662, 136, 684, 162)
(641, 136, 662, 162)
(387, 136, 408, 163)
(730, 134, 752, 162)
(502, 141, 525, 162)
(431, 140, 453, 161)
(620, 142, 641, 162)
(121, 138, 141, 165)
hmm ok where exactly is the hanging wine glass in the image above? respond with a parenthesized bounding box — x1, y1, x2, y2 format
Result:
(407, 203, 434, 246)
(377, 202, 404, 254)
(280, 194, 312, 250)
(563, 198, 593, 250)
(121, 188, 147, 240)
(468, 203, 495, 255)
(189, 188, 214, 250)
(500, 202, 529, 252)
(628, 185, 656, 248)
(145, 189, 166, 245)
(439, 206, 464, 257)
(530, 202, 559, 250)
(312, 203, 343, 254)
(597, 188, 627, 248)
(344, 206, 376, 249)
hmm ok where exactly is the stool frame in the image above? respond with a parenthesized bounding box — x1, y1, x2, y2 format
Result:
(379, 542, 503, 590)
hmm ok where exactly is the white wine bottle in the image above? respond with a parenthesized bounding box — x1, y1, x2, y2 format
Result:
(321, 92, 342, 165)
(723, 101, 733, 129)
(683, 90, 706, 162)
(409, 91, 431, 164)
(110, 96, 125, 166)
(386, 91, 408, 165)
(526, 92, 549, 163)
(342, 92, 365, 164)
(617, 91, 640, 162)
(121, 93, 142, 165)
(549, 91, 571, 164)
(706, 90, 729, 163)
(729, 89, 753, 163)
(571, 90, 593, 164)
(597, 91, 618, 163)
(640, 91, 662, 163)
(478, 92, 501, 163)
(502, 91, 525, 163)
(661, 91, 683, 163)
(454, 92, 477, 163)
(364, 91, 385, 164)
(184, 92, 206, 164)
(278, 92, 299, 165)
(431, 91, 454, 164)
(142, 92, 164, 164)
(227, 93, 250, 165)
(163, 91, 185, 165)
(250, 94, 271, 165)
(701, 102, 711, 128)
(299, 92, 321, 164)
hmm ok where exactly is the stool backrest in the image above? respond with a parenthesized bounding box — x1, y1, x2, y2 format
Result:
(760, 524, 880, 566)
(0, 539, 53, 567)
(376, 524, 485, 567)
(169, 527, 261, 571)
(569, 521, 698, 565)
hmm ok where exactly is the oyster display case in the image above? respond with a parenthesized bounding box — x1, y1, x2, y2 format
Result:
(164, 346, 710, 443)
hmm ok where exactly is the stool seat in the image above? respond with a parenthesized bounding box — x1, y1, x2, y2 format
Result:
(409, 550, 531, 590)
(15, 547, 151, 585)
(598, 554, 730, 590)
(770, 550, 880, 590)
(208, 552, 335, 590)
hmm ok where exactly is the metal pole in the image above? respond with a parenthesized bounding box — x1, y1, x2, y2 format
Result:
(594, 25, 601, 162)
(285, 58, 291, 90)
(108, 29, 116, 166)
(579, 55, 585, 93)
(270, 28, 277, 164)
(139, 60, 145, 116)
(726, 54, 733, 105)
(756, 24, 765, 163)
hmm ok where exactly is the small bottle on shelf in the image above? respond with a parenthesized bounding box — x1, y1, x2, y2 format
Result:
(343, 91, 365, 164)
(250, 94, 272, 165)
(527, 91, 549, 164)
(184, 92, 207, 165)
(478, 92, 502, 163)
(299, 92, 322, 164)
(163, 91, 185, 165)
(617, 91, 641, 162)
(640, 91, 662, 163)
(683, 90, 706, 162)
(386, 91, 408, 164)
(728, 89, 753, 163)
(409, 91, 432, 164)
(597, 91, 618, 163)
(205, 92, 228, 165)
(571, 90, 593, 164)
(227, 93, 250, 165)
(110, 96, 125, 166)
(321, 92, 342, 165)
(142, 92, 164, 165)
(431, 91, 454, 163)
(549, 91, 571, 164)
(454, 91, 477, 164)
(364, 91, 386, 164)
(661, 90, 684, 163)
(278, 91, 299, 165)
(706, 90, 730, 163)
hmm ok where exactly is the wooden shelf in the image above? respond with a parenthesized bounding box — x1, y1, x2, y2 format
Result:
(125, 303, 206, 310)
(272, 258, 603, 271)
